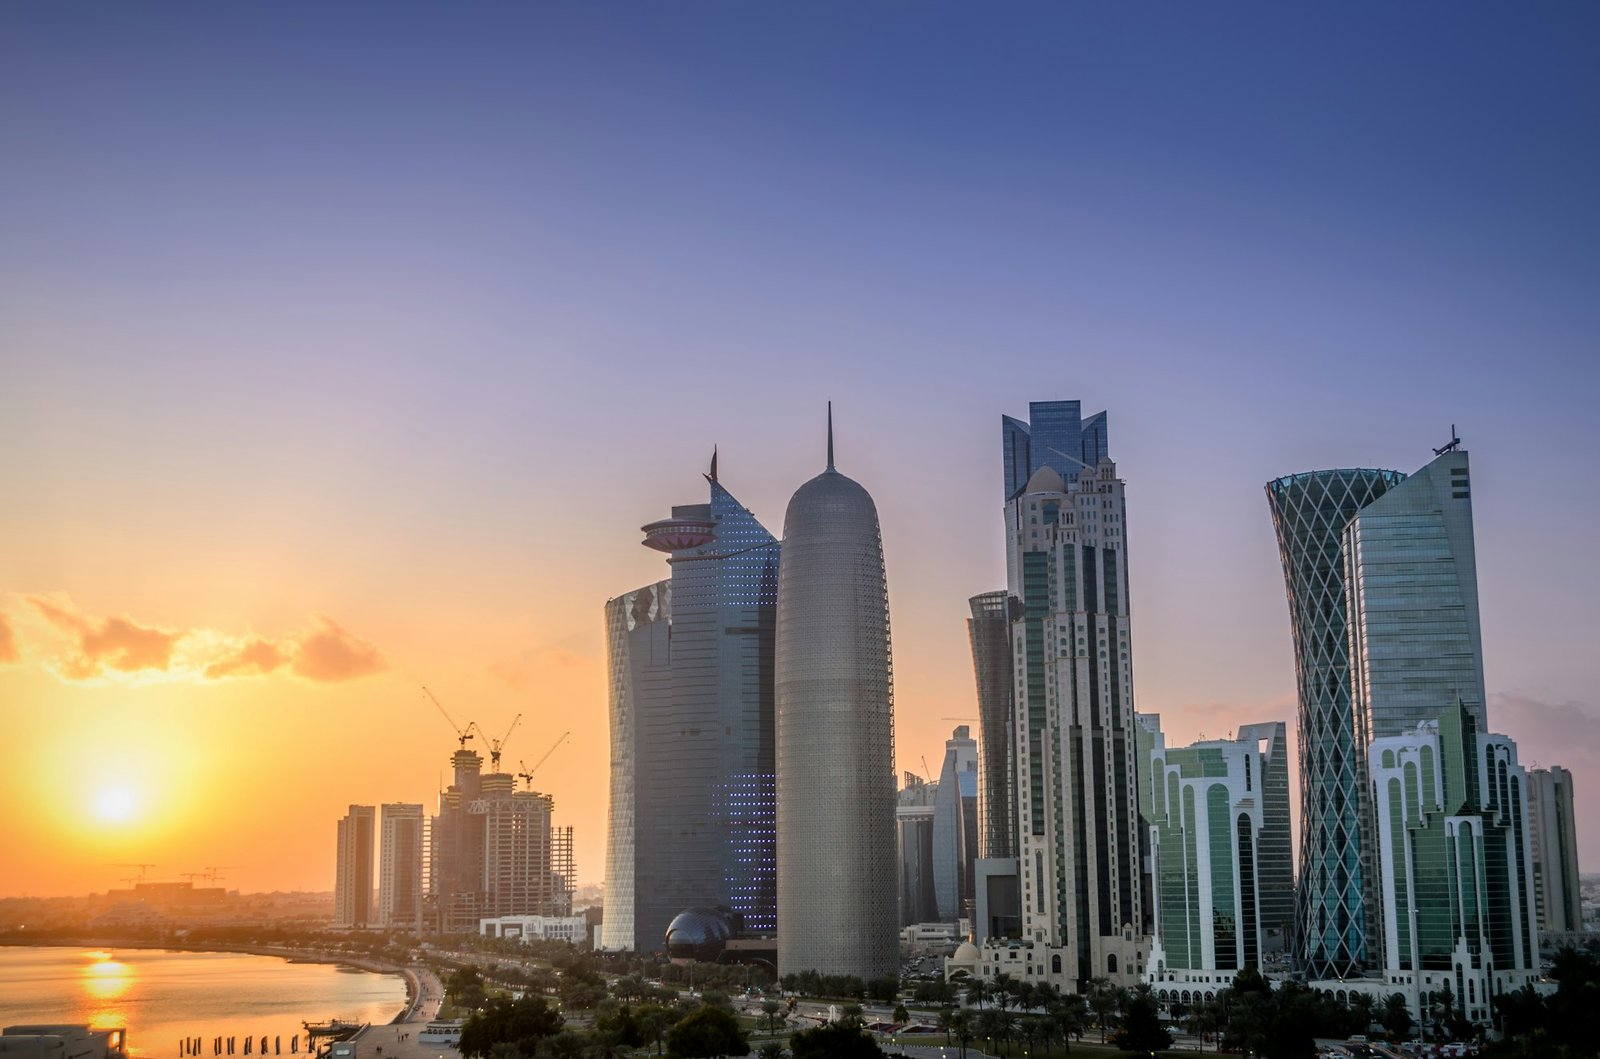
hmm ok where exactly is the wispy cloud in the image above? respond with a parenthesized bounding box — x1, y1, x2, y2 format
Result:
(21, 594, 385, 685)
(203, 637, 289, 679)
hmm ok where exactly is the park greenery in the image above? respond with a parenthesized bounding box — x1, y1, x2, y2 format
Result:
(27, 918, 1600, 1058)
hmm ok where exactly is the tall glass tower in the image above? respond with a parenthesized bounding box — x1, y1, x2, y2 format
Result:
(967, 591, 1016, 860)
(1266, 467, 1404, 978)
(775, 411, 898, 980)
(602, 454, 780, 952)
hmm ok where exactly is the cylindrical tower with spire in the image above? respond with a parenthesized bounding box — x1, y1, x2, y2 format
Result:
(775, 405, 898, 980)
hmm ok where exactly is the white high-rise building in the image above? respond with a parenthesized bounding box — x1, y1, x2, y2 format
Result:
(974, 400, 1146, 991)
(334, 804, 375, 928)
(378, 802, 424, 930)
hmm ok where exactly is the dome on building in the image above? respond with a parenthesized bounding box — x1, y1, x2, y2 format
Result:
(952, 941, 980, 962)
(1024, 466, 1065, 494)
(665, 907, 734, 962)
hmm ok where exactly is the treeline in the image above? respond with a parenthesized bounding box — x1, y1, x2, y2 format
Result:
(776, 970, 900, 1003)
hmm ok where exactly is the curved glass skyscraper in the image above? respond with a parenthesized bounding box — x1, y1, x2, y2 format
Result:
(602, 456, 779, 952)
(775, 413, 898, 980)
(1266, 467, 1404, 979)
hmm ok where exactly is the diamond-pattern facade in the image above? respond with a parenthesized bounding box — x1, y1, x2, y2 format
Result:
(1266, 468, 1404, 980)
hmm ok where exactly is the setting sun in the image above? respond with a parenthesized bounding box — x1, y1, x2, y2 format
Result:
(92, 786, 137, 824)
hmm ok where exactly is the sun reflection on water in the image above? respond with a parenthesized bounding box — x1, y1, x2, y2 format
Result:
(83, 952, 134, 1002)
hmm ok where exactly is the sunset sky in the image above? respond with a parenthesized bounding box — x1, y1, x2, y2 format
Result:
(4, 3, 1598, 897)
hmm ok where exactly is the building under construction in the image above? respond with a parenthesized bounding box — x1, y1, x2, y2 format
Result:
(427, 747, 574, 933)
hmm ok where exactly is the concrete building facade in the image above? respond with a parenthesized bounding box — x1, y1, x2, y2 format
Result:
(1527, 766, 1583, 935)
(378, 802, 424, 931)
(334, 804, 375, 928)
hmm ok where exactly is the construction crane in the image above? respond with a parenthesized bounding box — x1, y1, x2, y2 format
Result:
(516, 731, 571, 791)
(423, 686, 475, 749)
(482, 713, 522, 771)
(201, 865, 243, 885)
(106, 863, 155, 883)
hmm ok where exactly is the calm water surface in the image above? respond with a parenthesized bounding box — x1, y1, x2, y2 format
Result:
(0, 947, 407, 1059)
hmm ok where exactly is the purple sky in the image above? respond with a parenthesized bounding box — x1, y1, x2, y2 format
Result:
(2, 3, 1598, 891)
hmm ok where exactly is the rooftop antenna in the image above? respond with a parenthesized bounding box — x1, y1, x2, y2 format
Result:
(826, 401, 835, 471)
(1433, 424, 1462, 456)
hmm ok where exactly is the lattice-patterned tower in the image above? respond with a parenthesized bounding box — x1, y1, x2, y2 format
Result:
(1266, 467, 1404, 978)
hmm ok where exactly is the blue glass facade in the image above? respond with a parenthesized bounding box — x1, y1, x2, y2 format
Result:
(1001, 400, 1110, 499)
(1266, 467, 1404, 979)
(603, 469, 779, 952)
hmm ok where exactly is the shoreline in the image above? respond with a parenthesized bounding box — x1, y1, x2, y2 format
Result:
(0, 940, 431, 1026)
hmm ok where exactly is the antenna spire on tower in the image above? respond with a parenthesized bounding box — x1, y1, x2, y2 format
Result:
(826, 401, 835, 471)
(709, 445, 718, 483)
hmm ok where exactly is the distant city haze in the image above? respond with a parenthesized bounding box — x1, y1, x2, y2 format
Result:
(3, 3, 1598, 896)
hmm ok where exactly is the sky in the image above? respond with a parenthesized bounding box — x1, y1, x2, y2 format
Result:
(2, 2, 1598, 898)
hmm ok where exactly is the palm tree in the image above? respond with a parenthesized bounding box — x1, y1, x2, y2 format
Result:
(1350, 992, 1378, 1037)
(761, 998, 783, 1037)
(993, 972, 1016, 1012)
(950, 1010, 972, 1059)
(1053, 993, 1089, 1050)
(965, 977, 990, 1011)
(1087, 977, 1120, 1043)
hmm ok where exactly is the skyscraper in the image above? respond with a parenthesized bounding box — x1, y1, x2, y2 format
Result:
(982, 400, 1146, 990)
(967, 591, 1015, 861)
(1527, 766, 1583, 935)
(1235, 721, 1293, 953)
(1267, 467, 1404, 978)
(897, 772, 938, 926)
(1137, 714, 1292, 997)
(1271, 444, 1491, 980)
(378, 802, 424, 931)
(601, 579, 668, 951)
(334, 804, 375, 928)
(1367, 703, 1541, 1029)
(602, 453, 780, 952)
(776, 410, 898, 980)
(1344, 450, 1486, 743)
(428, 747, 487, 932)
(932, 725, 979, 923)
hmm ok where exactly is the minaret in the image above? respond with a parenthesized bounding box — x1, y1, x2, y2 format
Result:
(775, 406, 898, 979)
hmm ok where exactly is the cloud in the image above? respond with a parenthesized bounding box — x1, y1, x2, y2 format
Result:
(29, 594, 183, 678)
(0, 612, 17, 664)
(204, 637, 289, 679)
(290, 617, 386, 683)
(1490, 692, 1600, 772)
(20, 594, 384, 685)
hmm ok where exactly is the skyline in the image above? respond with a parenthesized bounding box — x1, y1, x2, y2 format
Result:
(4, 3, 1599, 898)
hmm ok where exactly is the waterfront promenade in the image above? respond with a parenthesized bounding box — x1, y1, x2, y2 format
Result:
(352, 967, 446, 1059)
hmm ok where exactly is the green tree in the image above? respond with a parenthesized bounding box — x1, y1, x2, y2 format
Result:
(787, 1023, 882, 1059)
(1112, 988, 1172, 1053)
(867, 975, 900, 1004)
(1381, 992, 1415, 1041)
(891, 1002, 909, 1025)
(949, 1010, 972, 1059)
(760, 999, 784, 1036)
(838, 1002, 865, 1029)
(1087, 977, 1121, 1042)
(633, 1004, 675, 1057)
(665, 1006, 748, 1058)
(459, 996, 565, 1058)
(965, 977, 989, 1010)
(755, 1044, 783, 1059)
